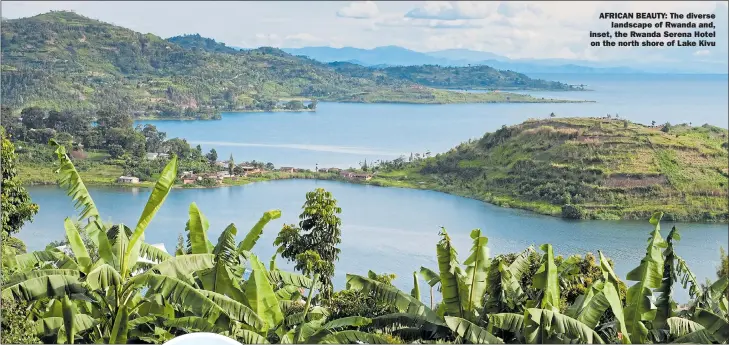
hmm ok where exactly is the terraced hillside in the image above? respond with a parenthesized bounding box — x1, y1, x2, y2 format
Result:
(1, 11, 577, 119)
(378, 118, 729, 221)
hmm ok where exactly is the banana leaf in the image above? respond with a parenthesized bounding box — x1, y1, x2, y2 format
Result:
(624, 212, 666, 344)
(187, 202, 211, 255)
(86, 264, 122, 291)
(243, 254, 284, 331)
(532, 244, 559, 311)
(436, 227, 467, 317)
(445, 316, 504, 344)
(2, 275, 89, 302)
(462, 229, 490, 312)
(318, 330, 389, 344)
(524, 308, 605, 344)
(2, 269, 81, 289)
(346, 274, 444, 327)
(199, 289, 266, 332)
(238, 209, 282, 252)
(63, 218, 92, 273)
(125, 155, 177, 275)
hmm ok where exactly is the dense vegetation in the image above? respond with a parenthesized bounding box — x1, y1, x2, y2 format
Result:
(1, 143, 727, 344)
(1, 105, 245, 185)
(1, 11, 580, 120)
(372, 117, 729, 222)
(327, 62, 581, 91)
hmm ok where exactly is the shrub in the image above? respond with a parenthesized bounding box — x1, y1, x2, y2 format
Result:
(561, 204, 584, 219)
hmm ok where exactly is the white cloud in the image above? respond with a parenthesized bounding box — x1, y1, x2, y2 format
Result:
(405, 1, 498, 20)
(337, 1, 379, 19)
(694, 50, 712, 56)
(1, 1, 726, 69)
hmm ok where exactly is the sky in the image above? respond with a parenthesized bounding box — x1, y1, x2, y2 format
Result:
(2, 1, 728, 67)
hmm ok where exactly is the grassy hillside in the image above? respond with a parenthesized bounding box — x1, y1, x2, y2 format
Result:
(0, 12, 580, 119)
(375, 118, 729, 222)
(327, 61, 583, 91)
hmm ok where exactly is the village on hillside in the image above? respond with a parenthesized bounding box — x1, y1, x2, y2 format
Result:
(117, 158, 374, 186)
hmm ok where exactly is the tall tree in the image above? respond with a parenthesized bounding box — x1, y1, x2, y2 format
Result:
(274, 188, 343, 299)
(1, 127, 39, 240)
(206, 148, 218, 164)
(228, 154, 235, 175)
(20, 107, 46, 129)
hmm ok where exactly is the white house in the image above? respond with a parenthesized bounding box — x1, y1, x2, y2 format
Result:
(117, 176, 140, 184)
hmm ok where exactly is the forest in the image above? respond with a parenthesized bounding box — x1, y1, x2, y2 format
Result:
(1, 137, 728, 344)
(1, 11, 577, 120)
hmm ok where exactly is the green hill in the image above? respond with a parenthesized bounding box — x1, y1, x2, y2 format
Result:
(327, 61, 582, 91)
(1, 11, 582, 119)
(376, 118, 729, 222)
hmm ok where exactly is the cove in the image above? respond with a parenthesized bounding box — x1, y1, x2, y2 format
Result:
(21, 179, 728, 303)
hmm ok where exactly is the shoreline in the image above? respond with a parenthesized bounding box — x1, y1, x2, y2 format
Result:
(133, 96, 594, 121)
(24, 172, 726, 224)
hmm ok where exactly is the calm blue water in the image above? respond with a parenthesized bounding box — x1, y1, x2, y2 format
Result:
(22, 180, 728, 303)
(19, 74, 729, 303)
(137, 74, 728, 169)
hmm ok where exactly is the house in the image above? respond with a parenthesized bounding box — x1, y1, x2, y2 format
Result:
(181, 171, 194, 177)
(146, 152, 169, 160)
(182, 178, 196, 185)
(216, 171, 233, 179)
(280, 167, 296, 173)
(340, 171, 354, 178)
(215, 161, 228, 168)
(352, 173, 372, 181)
(117, 176, 139, 184)
(239, 166, 260, 173)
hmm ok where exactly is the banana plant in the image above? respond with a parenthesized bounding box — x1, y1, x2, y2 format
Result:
(346, 227, 502, 343)
(488, 244, 606, 344)
(623, 212, 667, 344)
(2, 143, 265, 343)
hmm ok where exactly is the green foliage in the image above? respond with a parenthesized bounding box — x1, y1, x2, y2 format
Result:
(274, 188, 343, 300)
(379, 118, 729, 222)
(329, 62, 577, 91)
(0, 297, 42, 344)
(1, 127, 39, 239)
(2, 11, 577, 119)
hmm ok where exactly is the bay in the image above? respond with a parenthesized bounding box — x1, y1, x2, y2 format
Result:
(137, 74, 728, 169)
(22, 179, 728, 303)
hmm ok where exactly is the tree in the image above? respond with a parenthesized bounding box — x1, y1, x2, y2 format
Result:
(142, 124, 166, 153)
(95, 109, 132, 135)
(274, 188, 343, 300)
(20, 107, 46, 129)
(165, 138, 191, 159)
(662, 122, 672, 133)
(1, 127, 39, 240)
(206, 148, 218, 164)
(265, 162, 275, 170)
(46, 110, 64, 130)
(108, 144, 124, 159)
(308, 99, 318, 110)
(285, 100, 305, 111)
(652, 120, 657, 126)
(228, 154, 235, 175)
(550, 112, 556, 118)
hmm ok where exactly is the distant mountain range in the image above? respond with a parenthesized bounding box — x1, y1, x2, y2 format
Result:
(276, 46, 726, 74)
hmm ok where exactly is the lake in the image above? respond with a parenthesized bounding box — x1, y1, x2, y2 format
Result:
(22, 180, 728, 303)
(19, 73, 729, 303)
(137, 74, 728, 170)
